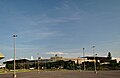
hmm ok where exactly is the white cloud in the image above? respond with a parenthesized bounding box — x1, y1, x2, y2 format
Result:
(46, 52, 67, 55)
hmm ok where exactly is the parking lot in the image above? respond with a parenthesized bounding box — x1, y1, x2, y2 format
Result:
(0, 70, 120, 78)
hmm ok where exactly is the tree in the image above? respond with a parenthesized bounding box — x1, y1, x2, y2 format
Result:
(6, 64, 14, 70)
(107, 52, 112, 60)
(65, 60, 75, 70)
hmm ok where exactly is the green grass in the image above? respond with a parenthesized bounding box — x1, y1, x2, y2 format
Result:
(0, 69, 7, 74)
(0, 69, 34, 74)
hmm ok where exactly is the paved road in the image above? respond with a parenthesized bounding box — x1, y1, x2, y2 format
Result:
(0, 70, 120, 78)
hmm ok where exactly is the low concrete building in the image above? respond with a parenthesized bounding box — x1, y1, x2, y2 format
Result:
(50, 54, 85, 64)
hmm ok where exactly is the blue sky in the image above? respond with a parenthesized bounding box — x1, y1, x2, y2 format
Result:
(0, 0, 120, 61)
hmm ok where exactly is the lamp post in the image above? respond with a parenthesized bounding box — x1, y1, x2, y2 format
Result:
(83, 48, 85, 71)
(13, 34, 17, 78)
(92, 46, 97, 73)
(45, 59, 46, 72)
(37, 53, 39, 73)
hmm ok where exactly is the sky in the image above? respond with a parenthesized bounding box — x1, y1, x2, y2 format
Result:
(0, 0, 120, 61)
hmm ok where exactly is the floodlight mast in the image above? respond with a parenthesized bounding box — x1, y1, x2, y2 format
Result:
(92, 46, 97, 73)
(83, 48, 85, 71)
(13, 34, 17, 78)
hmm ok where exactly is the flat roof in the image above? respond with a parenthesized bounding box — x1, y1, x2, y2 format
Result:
(81, 56, 109, 60)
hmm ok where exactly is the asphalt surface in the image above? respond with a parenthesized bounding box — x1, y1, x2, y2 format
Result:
(0, 70, 120, 78)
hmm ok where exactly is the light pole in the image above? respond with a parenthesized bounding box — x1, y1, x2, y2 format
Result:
(45, 59, 46, 71)
(92, 46, 97, 73)
(83, 48, 85, 71)
(37, 53, 39, 73)
(13, 34, 17, 78)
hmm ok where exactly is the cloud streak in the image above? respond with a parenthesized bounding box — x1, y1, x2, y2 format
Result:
(17, 29, 61, 44)
(46, 52, 67, 55)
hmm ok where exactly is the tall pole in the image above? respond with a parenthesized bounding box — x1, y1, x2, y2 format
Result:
(83, 48, 85, 71)
(37, 53, 39, 73)
(45, 59, 46, 71)
(13, 34, 17, 78)
(92, 46, 97, 73)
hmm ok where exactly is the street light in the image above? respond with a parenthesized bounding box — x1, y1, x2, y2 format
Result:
(13, 34, 17, 78)
(37, 53, 40, 73)
(83, 48, 85, 71)
(92, 46, 97, 73)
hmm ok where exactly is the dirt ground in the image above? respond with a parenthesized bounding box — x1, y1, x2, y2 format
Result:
(0, 70, 120, 78)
